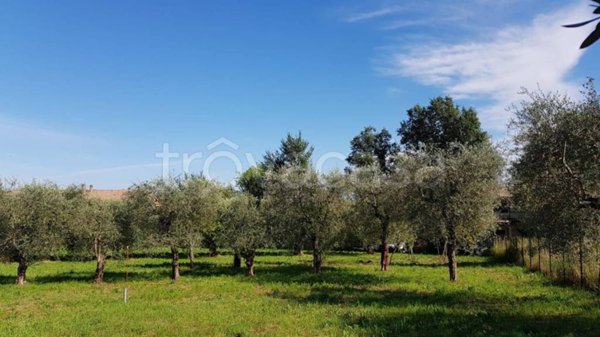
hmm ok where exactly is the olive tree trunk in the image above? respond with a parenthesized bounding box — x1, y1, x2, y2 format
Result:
(233, 252, 242, 268)
(312, 236, 322, 274)
(95, 254, 106, 284)
(188, 243, 195, 271)
(94, 238, 106, 284)
(16, 256, 27, 286)
(447, 239, 458, 282)
(293, 243, 304, 256)
(447, 224, 458, 282)
(245, 254, 255, 277)
(380, 220, 390, 271)
(171, 246, 180, 281)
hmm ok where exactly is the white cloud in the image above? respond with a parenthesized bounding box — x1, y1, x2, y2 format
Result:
(345, 6, 403, 23)
(381, 1, 592, 133)
(55, 163, 165, 178)
(0, 115, 103, 146)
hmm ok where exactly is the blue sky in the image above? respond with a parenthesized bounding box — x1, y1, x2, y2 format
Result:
(1, 0, 599, 188)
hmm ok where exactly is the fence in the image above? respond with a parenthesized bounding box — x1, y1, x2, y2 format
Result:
(491, 237, 600, 291)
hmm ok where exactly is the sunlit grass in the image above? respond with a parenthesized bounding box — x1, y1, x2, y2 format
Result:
(1, 250, 599, 337)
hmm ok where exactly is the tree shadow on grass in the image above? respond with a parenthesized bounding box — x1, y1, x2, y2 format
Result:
(250, 264, 407, 289)
(255, 250, 296, 257)
(29, 269, 172, 284)
(341, 306, 600, 337)
(0, 275, 15, 285)
(266, 281, 600, 337)
(0, 255, 496, 286)
(392, 259, 504, 268)
(131, 257, 388, 287)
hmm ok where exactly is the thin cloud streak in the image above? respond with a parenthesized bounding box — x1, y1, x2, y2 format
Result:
(55, 163, 167, 178)
(345, 6, 403, 23)
(0, 115, 105, 146)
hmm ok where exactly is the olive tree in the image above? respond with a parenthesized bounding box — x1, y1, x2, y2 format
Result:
(348, 165, 409, 271)
(126, 175, 221, 281)
(263, 168, 347, 273)
(219, 193, 266, 276)
(406, 144, 503, 282)
(0, 182, 66, 285)
(510, 83, 600, 286)
(64, 187, 121, 284)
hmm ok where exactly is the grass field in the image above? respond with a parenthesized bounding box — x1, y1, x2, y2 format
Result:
(1, 251, 600, 337)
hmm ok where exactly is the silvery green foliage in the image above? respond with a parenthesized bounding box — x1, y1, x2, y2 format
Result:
(348, 165, 413, 250)
(262, 168, 348, 263)
(510, 81, 600, 252)
(218, 192, 266, 258)
(0, 182, 67, 262)
(403, 143, 503, 249)
(126, 175, 223, 249)
(63, 186, 121, 260)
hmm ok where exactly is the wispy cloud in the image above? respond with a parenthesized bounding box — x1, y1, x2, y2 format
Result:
(344, 5, 404, 23)
(55, 163, 165, 178)
(380, 1, 591, 133)
(0, 115, 104, 146)
(379, 18, 443, 30)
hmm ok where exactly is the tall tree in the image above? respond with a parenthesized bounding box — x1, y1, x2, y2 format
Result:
(398, 96, 488, 150)
(406, 144, 503, 282)
(237, 166, 267, 201)
(0, 182, 67, 285)
(263, 168, 347, 273)
(347, 127, 398, 172)
(263, 132, 314, 171)
(219, 193, 267, 276)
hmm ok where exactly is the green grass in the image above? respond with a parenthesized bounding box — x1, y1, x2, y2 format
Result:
(1, 251, 600, 337)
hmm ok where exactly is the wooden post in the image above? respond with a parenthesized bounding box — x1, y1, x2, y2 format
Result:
(548, 245, 553, 277)
(528, 236, 533, 270)
(579, 236, 585, 288)
(562, 250, 566, 284)
(537, 237, 541, 272)
(124, 245, 129, 304)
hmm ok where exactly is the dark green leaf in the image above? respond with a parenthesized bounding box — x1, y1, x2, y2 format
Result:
(564, 17, 600, 28)
(580, 23, 600, 48)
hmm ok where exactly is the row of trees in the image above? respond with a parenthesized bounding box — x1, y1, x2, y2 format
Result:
(509, 80, 600, 288)
(0, 183, 122, 285)
(0, 96, 504, 285)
